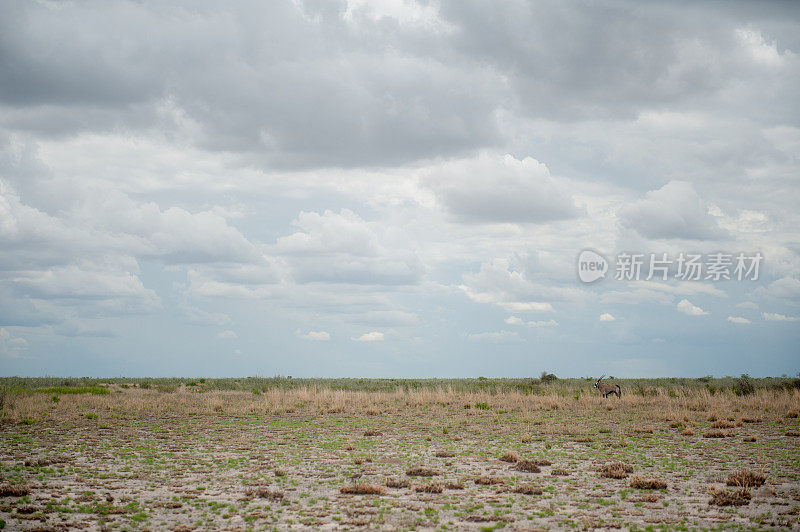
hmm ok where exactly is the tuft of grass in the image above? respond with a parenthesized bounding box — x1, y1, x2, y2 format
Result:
(711, 420, 734, 429)
(726, 469, 766, 488)
(681, 428, 695, 436)
(385, 478, 410, 489)
(632, 493, 659, 503)
(414, 482, 443, 493)
(340, 483, 385, 495)
(406, 467, 440, 477)
(551, 468, 569, 476)
(709, 487, 751, 506)
(786, 430, 800, 437)
(435, 450, 455, 458)
(743, 436, 757, 442)
(475, 476, 505, 485)
(703, 430, 730, 438)
(513, 460, 541, 473)
(499, 451, 519, 463)
(445, 481, 465, 490)
(253, 487, 284, 501)
(0, 484, 31, 497)
(600, 462, 633, 479)
(512, 484, 542, 495)
(363, 429, 382, 437)
(629, 475, 667, 490)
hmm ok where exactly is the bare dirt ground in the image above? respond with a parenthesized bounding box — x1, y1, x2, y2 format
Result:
(1, 385, 799, 530)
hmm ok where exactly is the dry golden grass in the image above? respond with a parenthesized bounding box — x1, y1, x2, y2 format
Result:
(252, 487, 284, 501)
(445, 481, 464, 490)
(629, 475, 668, 490)
(414, 482, 444, 493)
(340, 483, 385, 495)
(513, 484, 542, 495)
(385, 477, 410, 489)
(513, 460, 541, 473)
(632, 493, 659, 502)
(5, 384, 799, 425)
(475, 476, 504, 485)
(363, 429, 382, 436)
(703, 430, 730, 438)
(711, 420, 734, 429)
(726, 469, 766, 487)
(681, 428, 695, 436)
(0, 484, 30, 496)
(600, 462, 633, 479)
(406, 467, 440, 477)
(434, 450, 455, 458)
(499, 451, 519, 463)
(710, 487, 752, 506)
(551, 468, 569, 476)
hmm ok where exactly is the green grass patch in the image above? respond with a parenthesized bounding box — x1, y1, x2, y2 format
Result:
(34, 386, 110, 395)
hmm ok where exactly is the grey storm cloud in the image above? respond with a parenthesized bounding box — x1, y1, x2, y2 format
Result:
(3, 1, 796, 169)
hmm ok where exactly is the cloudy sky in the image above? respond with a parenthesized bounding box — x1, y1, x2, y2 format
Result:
(1, 0, 799, 377)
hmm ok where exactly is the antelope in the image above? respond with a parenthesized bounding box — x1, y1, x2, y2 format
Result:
(594, 375, 621, 398)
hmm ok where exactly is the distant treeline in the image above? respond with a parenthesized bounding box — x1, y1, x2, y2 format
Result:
(1, 374, 798, 397)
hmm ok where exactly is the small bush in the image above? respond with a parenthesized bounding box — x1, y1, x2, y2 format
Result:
(550, 468, 569, 476)
(732, 374, 756, 396)
(540, 372, 558, 383)
(435, 450, 455, 458)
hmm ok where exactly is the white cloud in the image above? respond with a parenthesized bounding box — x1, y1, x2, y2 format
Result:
(619, 181, 728, 240)
(351, 331, 384, 342)
(527, 319, 558, 327)
(727, 316, 751, 324)
(0, 327, 28, 358)
(425, 153, 580, 223)
(677, 298, 708, 316)
(216, 330, 237, 339)
(504, 316, 524, 325)
(762, 312, 799, 322)
(466, 330, 524, 343)
(272, 209, 421, 285)
(735, 301, 758, 310)
(296, 329, 331, 341)
(599, 313, 616, 322)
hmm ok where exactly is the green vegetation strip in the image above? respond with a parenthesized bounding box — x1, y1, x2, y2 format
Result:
(33, 386, 110, 395)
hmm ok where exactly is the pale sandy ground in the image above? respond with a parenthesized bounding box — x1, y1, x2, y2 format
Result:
(1, 387, 799, 530)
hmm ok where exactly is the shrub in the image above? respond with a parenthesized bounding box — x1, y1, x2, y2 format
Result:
(732, 374, 756, 396)
(540, 372, 558, 384)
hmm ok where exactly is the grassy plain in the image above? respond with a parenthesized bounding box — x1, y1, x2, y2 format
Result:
(1, 377, 799, 530)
